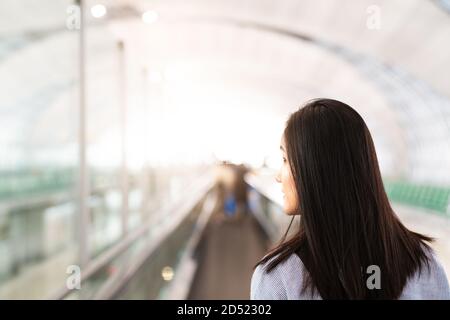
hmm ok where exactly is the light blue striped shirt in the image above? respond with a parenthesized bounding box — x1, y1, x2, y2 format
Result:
(251, 249, 450, 300)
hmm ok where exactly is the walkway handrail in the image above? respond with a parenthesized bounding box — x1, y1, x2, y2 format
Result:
(50, 172, 215, 300)
(244, 171, 286, 243)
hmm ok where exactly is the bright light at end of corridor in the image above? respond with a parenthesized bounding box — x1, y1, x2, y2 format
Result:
(142, 10, 159, 24)
(149, 71, 163, 83)
(91, 4, 107, 18)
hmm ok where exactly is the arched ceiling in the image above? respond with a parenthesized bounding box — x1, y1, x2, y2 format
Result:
(0, 0, 449, 183)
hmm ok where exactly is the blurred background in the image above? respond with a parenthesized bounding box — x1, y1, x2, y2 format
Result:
(0, 0, 449, 299)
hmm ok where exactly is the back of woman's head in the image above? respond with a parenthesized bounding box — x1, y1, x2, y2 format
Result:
(258, 98, 432, 299)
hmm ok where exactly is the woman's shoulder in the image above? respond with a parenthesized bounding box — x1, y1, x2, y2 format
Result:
(250, 253, 313, 300)
(400, 246, 450, 299)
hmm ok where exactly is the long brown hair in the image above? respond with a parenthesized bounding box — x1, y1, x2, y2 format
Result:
(257, 98, 433, 299)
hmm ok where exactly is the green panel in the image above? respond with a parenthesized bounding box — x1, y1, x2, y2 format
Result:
(383, 178, 450, 217)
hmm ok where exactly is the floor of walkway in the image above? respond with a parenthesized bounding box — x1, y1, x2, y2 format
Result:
(188, 211, 269, 299)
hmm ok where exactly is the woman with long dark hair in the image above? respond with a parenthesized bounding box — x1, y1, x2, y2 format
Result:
(251, 98, 450, 299)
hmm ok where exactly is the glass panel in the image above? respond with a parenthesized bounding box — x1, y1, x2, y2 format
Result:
(0, 0, 79, 299)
